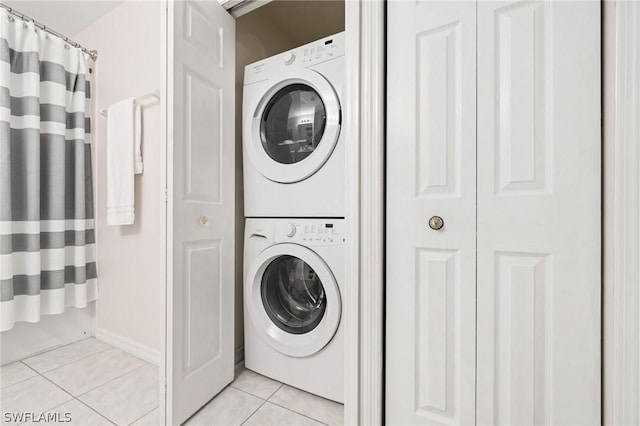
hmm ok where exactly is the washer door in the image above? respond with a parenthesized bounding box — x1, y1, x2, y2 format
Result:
(246, 68, 341, 183)
(245, 243, 341, 357)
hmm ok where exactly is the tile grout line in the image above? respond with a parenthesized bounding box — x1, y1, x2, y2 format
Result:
(7, 341, 152, 426)
(266, 399, 333, 426)
(13, 396, 73, 426)
(37, 361, 150, 426)
(230, 378, 338, 425)
(9, 358, 335, 426)
(232, 374, 280, 426)
(13, 362, 113, 426)
(265, 383, 283, 400)
(18, 336, 96, 362)
(184, 384, 251, 425)
(244, 400, 331, 426)
(229, 382, 283, 401)
(70, 397, 117, 426)
(127, 405, 158, 426)
(0, 361, 40, 391)
(264, 384, 341, 426)
(265, 391, 333, 426)
(75, 363, 150, 398)
(11, 364, 112, 426)
(239, 397, 269, 426)
(23, 344, 113, 375)
(234, 381, 331, 426)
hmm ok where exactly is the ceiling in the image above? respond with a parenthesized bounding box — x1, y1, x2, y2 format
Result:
(3, 1, 123, 37)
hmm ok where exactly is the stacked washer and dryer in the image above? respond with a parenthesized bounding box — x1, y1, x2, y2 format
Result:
(242, 33, 345, 403)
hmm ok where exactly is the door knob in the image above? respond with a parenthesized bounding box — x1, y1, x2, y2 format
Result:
(428, 216, 444, 230)
(199, 216, 209, 226)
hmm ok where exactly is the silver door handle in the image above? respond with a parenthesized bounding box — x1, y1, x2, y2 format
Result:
(428, 216, 444, 230)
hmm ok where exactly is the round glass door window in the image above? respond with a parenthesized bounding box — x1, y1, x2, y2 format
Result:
(261, 255, 327, 334)
(260, 84, 327, 164)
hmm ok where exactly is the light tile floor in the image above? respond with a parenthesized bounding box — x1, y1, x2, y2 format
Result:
(1, 338, 344, 426)
(185, 368, 344, 426)
(1, 338, 158, 426)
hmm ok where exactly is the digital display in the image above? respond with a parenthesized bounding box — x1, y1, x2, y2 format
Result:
(326, 224, 333, 228)
(325, 40, 333, 45)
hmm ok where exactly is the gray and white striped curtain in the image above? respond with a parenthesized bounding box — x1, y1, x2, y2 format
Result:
(0, 8, 98, 331)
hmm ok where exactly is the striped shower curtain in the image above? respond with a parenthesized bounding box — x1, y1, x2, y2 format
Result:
(0, 8, 98, 331)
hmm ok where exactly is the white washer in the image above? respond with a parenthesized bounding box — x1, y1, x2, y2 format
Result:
(244, 218, 344, 403)
(243, 33, 345, 218)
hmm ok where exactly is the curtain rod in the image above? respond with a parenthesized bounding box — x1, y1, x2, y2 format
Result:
(0, 3, 98, 61)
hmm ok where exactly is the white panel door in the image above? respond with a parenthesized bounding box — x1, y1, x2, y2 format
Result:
(476, 1, 601, 425)
(386, 1, 477, 424)
(166, 1, 235, 424)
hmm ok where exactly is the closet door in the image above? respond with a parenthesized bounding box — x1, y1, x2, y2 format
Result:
(476, 1, 601, 424)
(165, 0, 235, 424)
(386, 1, 477, 424)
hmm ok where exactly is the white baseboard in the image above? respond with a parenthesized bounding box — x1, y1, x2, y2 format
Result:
(234, 346, 244, 370)
(96, 328, 160, 366)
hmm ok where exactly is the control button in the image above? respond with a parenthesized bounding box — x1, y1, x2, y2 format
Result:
(311, 225, 317, 232)
(285, 223, 296, 237)
(304, 225, 309, 233)
(284, 52, 296, 66)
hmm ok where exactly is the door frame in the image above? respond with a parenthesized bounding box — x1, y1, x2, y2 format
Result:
(158, 0, 387, 424)
(603, 1, 640, 423)
(344, 0, 385, 425)
(159, 0, 169, 423)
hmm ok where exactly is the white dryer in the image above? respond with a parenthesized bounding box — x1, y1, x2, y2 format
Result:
(243, 33, 345, 218)
(244, 218, 344, 403)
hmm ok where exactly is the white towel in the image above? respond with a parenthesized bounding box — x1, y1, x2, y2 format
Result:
(133, 103, 143, 174)
(106, 98, 143, 226)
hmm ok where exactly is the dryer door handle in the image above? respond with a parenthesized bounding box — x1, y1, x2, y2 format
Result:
(249, 233, 268, 240)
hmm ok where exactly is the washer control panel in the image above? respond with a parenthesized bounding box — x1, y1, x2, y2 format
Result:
(277, 219, 345, 246)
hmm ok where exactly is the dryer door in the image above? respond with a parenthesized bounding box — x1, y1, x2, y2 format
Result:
(245, 243, 341, 357)
(245, 69, 341, 183)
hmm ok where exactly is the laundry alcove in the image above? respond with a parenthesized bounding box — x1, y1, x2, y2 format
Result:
(161, 1, 347, 424)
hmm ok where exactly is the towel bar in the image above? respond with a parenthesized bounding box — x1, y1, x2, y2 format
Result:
(99, 90, 160, 117)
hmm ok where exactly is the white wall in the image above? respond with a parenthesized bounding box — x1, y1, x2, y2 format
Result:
(74, 0, 163, 361)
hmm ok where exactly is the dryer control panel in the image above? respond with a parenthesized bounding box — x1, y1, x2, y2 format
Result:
(276, 219, 345, 246)
(244, 32, 345, 85)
